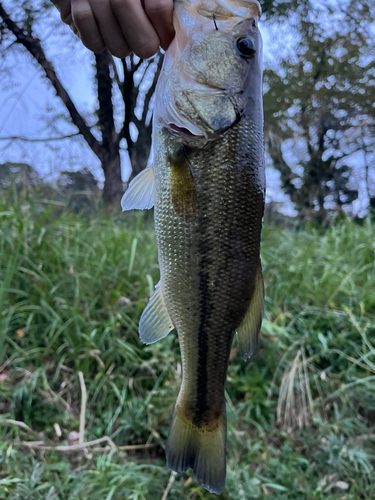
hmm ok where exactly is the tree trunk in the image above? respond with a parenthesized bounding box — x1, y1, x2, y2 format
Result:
(101, 153, 123, 207)
(95, 51, 123, 207)
(129, 124, 152, 178)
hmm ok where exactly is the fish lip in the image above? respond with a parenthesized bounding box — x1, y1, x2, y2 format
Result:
(194, 82, 226, 92)
(167, 123, 200, 137)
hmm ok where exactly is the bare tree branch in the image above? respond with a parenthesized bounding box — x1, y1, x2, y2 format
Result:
(0, 3, 162, 204)
(0, 133, 80, 142)
(0, 2, 103, 159)
(94, 50, 124, 202)
(161, 471, 177, 500)
(116, 56, 138, 149)
(0, 418, 40, 439)
(266, 129, 298, 202)
(95, 50, 115, 154)
(108, 54, 122, 87)
(116, 53, 163, 151)
(141, 55, 163, 124)
(78, 371, 87, 446)
(17, 439, 157, 452)
(19, 436, 116, 451)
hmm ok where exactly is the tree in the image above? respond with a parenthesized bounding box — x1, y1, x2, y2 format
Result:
(0, 1, 162, 208)
(57, 168, 100, 214)
(263, 0, 375, 222)
(1, 0, 373, 219)
(0, 161, 39, 190)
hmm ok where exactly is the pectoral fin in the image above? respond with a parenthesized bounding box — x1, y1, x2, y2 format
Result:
(236, 263, 264, 360)
(121, 165, 155, 211)
(139, 282, 174, 344)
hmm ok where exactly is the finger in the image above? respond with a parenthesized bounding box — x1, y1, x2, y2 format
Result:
(110, 0, 160, 59)
(143, 0, 174, 51)
(89, 0, 131, 58)
(69, 21, 80, 37)
(72, 0, 105, 53)
(51, 0, 72, 25)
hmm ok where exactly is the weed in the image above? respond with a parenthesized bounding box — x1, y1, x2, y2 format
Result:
(0, 194, 374, 499)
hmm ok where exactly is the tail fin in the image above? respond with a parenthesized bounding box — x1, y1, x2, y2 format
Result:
(166, 405, 226, 494)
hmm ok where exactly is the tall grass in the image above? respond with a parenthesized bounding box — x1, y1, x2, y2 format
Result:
(0, 194, 374, 499)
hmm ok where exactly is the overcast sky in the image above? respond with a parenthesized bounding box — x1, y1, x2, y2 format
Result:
(0, 0, 371, 216)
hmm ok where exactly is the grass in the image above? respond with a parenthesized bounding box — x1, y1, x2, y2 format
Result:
(0, 191, 374, 499)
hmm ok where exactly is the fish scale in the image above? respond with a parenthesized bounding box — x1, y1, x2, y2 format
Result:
(155, 116, 264, 471)
(121, 0, 264, 493)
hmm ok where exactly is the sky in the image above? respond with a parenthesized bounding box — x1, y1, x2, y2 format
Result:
(0, 0, 373, 216)
(0, 6, 104, 182)
(0, 0, 297, 213)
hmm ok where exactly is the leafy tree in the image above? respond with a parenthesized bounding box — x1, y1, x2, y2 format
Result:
(0, 161, 40, 190)
(263, 0, 375, 222)
(1, 0, 373, 219)
(56, 168, 100, 213)
(262, 0, 309, 19)
(0, 0, 161, 208)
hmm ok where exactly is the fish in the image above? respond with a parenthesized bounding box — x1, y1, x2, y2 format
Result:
(121, 0, 265, 494)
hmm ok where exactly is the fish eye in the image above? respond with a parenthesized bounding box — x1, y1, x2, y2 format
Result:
(236, 37, 256, 58)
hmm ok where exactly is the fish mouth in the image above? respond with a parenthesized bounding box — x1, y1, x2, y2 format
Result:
(159, 110, 205, 138)
(168, 123, 198, 137)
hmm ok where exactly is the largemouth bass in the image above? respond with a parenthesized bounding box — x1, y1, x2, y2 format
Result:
(122, 0, 264, 493)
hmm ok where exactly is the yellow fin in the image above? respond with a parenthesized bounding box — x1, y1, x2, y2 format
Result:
(166, 404, 226, 495)
(169, 148, 197, 217)
(139, 282, 174, 344)
(236, 263, 264, 360)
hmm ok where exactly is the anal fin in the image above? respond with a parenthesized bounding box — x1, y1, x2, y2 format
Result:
(139, 282, 174, 344)
(121, 164, 155, 211)
(237, 262, 264, 360)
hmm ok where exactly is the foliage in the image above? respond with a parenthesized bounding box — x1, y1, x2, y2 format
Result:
(0, 192, 374, 499)
(1, 0, 373, 218)
(263, 0, 375, 222)
(0, 162, 40, 191)
(56, 169, 100, 214)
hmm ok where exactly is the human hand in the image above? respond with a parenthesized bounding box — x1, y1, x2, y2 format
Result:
(51, 0, 174, 59)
